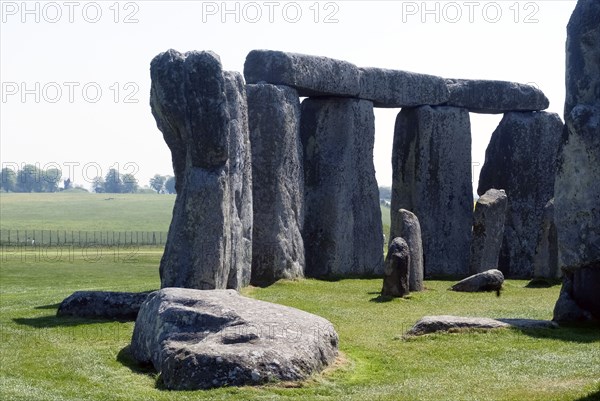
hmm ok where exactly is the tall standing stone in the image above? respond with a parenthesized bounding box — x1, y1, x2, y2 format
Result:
(391, 106, 472, 277)
(150, 49, 251, 290)
(390, 209, 424, 291)
(301, 98, 384, 277)
(553, 0, 600, 321)
(247, 83, 304, 285)
(533, 199, 559, 279)
(478, 111, 563, 278)
(470, 189, 508, 274)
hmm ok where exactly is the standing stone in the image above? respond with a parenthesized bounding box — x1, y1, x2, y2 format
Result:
(224, 71, 253, 289)
(478, 111, 563, 278)
(391, 106, 472, 277)
(150, 49, 251, 290)
(533, 199, 560, 279)
(247, 84, 304, 285)
(301, 98, 384, 277)
(390, 209, 424, 291)
(553, 0, 600, 321)
(381, 238, 410, 298)
(470, 189, 508, 274)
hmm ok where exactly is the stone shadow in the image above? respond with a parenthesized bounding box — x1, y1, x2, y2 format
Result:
(508, 322, 600, 344)
(116, 345, 157, 378)
(574, 389, 600, 401)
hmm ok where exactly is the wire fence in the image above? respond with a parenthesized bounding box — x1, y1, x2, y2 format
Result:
(0, 229, 168, 247)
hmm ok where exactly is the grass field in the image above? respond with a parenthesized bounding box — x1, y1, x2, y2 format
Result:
(1, 193, 599, 400)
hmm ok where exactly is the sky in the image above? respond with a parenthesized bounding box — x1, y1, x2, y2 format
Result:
(0, 0, 577, 192)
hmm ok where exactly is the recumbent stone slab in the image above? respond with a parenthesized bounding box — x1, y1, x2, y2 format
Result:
(301, 97, 384, 277)
(406, 315, 557, 336)
(478, 111, 563, 278)
(391, 106, 472, 278)
(130, 288, 338, 390)
(57, 291, 151, 320)
(445, 79, 549, 114)
(247, 83, 305, 285)
(470, 189, 508, 274)
(450, 269, 504, 293)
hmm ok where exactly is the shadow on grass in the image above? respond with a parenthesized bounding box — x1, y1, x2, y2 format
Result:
(117, 345, 156, 376)
(574, 389, 600, 401)
(369, 294, 394, 303)
(511, 322, 600, 344)
(34, 303, 62, 310)
(525, 278, 562, 288)
(13, 314, 132, 329)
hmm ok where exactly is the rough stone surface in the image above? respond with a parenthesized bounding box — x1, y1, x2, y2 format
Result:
(150, 49, 252, 290)
(533, 199, 560, 279)
(391, 105, 472, 277)
(224, 71, 253, 289)
(470, 189, 508, 274)
(130, 288, 338, 390)
(359, 67, 449, 108)
(247, 83, 304, 285)
(244, 50, 360, 97)
(450, 269, 504, 292)
(57, 291, 150, 320)
(390, 209, 424, 291)
(381, 238, 410, 297)
(301, 98, 384, 277)
(406, 315, 558, 336)
(553, 274, 594, 322)
(478, 111, 563, 278)
(445, 79, 549, 114)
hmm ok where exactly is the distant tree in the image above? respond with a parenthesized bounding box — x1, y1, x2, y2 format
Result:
(164, 176, 176, 194)
(379, 186, 392, 201)
(17, 164, 42, 192)
(92, 176, 105, 193)
(122, 173, 138, 193)
(0, 167, 17, 192)
(42, 168, 62, 192)
(63, 178, 72, 191)
(104, 168, 123, 193)
(149, 174, 166, 193)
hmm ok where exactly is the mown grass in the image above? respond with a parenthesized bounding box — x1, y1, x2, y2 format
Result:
(0, 192, 175, 231)
(1, 248, 598, 401)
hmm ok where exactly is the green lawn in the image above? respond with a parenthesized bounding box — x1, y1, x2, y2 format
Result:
(1, 249, 598, 401)
(0, 192, 175, 231)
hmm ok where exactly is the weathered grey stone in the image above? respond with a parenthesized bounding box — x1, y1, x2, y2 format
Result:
(391, 106, 472, 277)
(224, 71, 253, 290)
(478, 111, 563, 278)
(390, 209, 424, 291)
(358, 67, 449, 108)
(57, 291, 151, 320)
(406, 315, 557, 336)
(130, 288, 338, 390)
(150, 49, 251, 290)
(301, 98, 384, 277)
(247, 83, 304, 285)
(244, 50, 360, 97)
(533, 199, 560, 279)
(450, 269, 504, 292)
(470, 189, 508, 274)
(381, 237, 410, 297)
(445, 79, 549, 114)
(553, 273, 594, 322)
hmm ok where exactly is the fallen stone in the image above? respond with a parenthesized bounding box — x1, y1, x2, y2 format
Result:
(382, 238, 410, 298)
(244, 50, 360, 97)
(450, 269, 504, 292)
(470, 189, 508, 274)
(301, 98, 384, 277)
(390, 209, 424, 291)
(150, 49, 252, 290)
(445, 79, 549, 114)
(359, 67, 449, 108)
(247, 83, 305, 285)
(130, 288, 338, 390)
(57, 291, 151, 320)
(478, 111, 563, 278)
(406, 315, 558, 336)
(533, 199, 560, 279)
(391, 105, 472, 277)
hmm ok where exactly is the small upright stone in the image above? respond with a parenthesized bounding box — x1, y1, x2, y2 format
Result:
(244, 50, 361, 97)
(247, 83, 305, 285)
(359, 67, 449, 108)
(382, 238, 410, 298)
(470, 189, 508, 274)
(533, 199, 560, 279)
(445, 79, 549, 114)
(390, 209, 424, 291)
(478, 111, 563, 278)
(301, 97, 384, 278)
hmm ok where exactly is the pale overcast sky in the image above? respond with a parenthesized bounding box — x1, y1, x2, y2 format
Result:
(1, 1, 577, 192)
